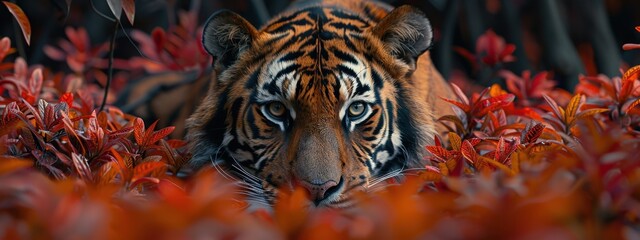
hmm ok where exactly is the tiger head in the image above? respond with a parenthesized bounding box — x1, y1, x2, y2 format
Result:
(187, 3, 440, 208)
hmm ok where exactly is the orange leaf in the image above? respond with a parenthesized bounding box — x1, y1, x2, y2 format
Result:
(573, 108, 609, 126)
(448, 132, 462, 151)
(122, 0, 135, 25)
(133, 118, 145, 145)
(474, 93, 515, 117)
(478, 155, 515, 176)
(489, 83, 507, 97)
(623, 65, 640, 83)
(132, 161, 166, 182)
(419, 167, 442, 182)
(3, 2, 31, 46)
(149, 126, 175, 145)
(564, 94, 584, 124)
(425, 146, 451, 162)
(625, 98, 640, 113)
(437, 162, 449, 176)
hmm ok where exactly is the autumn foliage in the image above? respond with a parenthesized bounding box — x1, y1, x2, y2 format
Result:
(1, 3, 640, 238)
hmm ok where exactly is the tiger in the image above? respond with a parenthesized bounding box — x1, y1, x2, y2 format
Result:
(186, 0, 456, 209)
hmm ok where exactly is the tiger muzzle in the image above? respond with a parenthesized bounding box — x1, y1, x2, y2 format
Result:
(291, 122, 345, 205)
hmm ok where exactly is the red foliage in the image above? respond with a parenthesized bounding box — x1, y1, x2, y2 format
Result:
(455, 29, 516, 70)
(1, 25, 640, 240)
(127, 11, 212, 75)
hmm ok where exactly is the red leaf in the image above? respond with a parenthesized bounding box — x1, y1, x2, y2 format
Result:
(473, 94, 515, 117)
(106, 0, 123, 19)
(542, 94, 563, 119)
(151, 27, 166, 53)
(122, 0, 135, 25)
(523, 123, 545, 144)
(71, 153, 93, 182)
(440, 97, 471, 113)
(60, 92, 74, 107)
(165, 139, 188, 148)
(133, 118, 145, 145)
(621, 65, 640, 100)
(132, 161, 166, 183)
(460, 140, 477, 163)
(149, 126, 175, 145)
(3, 2, 31, 46)
(449, 83, 470, 105)
(625, 98, 640, 113)
(425, 146, 451, 162)
(438, 115, 466, 133)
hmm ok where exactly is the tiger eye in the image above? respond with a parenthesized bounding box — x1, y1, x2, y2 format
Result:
(267, 102, 286, 118)
(348, 102, 366, 118)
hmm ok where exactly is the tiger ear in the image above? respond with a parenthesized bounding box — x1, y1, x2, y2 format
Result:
(371, 6, 433, 68)
(202, 10, 258, 68)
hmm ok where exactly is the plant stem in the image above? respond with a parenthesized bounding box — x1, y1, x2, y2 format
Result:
(100, 20, 119, 112)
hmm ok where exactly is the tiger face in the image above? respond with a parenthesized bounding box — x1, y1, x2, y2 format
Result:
(187, 2, 447, 208)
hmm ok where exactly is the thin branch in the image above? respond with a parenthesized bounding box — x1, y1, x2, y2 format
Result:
(117, 24, 163, 65)
(89, 0, 116, 22)
(100, 20, 119, 112)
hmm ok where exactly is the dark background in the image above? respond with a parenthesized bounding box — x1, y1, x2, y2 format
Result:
(1, 0, 639, 90)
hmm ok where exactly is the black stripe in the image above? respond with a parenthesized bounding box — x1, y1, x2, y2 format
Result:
(328, 22, 361, 32)
(244, 67, 261, 89)
(336, 65, 357, 78)
(330, 47, 357, 64)
(329, 9, 369, 26)
(279, 51, 306, 62)
(371, 69, 384, 89)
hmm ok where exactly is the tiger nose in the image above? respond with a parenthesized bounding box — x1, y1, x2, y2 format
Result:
(301, 180, 338, 204)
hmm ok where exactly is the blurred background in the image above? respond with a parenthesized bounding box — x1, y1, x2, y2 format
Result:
(1, 0, 639, 133)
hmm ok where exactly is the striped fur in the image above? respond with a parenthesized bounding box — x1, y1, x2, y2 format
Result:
(187, 0, 455, 208)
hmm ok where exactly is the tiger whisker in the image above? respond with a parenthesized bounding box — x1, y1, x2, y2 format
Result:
(210, 157, 238, 181)
(229, 158, 262, 183)
(342, 180, 366, 193)
(366, 168, 403, 189)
